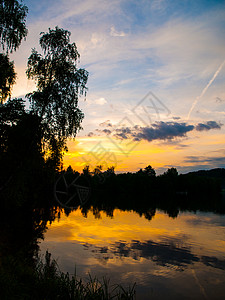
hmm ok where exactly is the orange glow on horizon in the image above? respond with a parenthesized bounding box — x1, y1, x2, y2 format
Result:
(62, 131, 225, 173)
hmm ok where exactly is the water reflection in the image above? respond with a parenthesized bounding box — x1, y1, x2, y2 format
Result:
(86, 239, 199, 268)
(1, 188, 225, 299)
(83, 239, 225, 272)
(40, 208, 225, 299)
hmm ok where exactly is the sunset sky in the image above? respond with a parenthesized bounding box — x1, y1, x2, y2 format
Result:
(10, 0, 225, 174)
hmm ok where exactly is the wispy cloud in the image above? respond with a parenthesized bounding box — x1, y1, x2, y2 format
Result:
(185, 155, 225, 165)
(99, 120, 112, 127)
(187, 59, 225, 120)
(110, 26, 126, 37)
(94, 97, 107, 105)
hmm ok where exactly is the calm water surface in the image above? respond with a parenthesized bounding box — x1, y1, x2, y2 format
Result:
(40, 208, 225, 299)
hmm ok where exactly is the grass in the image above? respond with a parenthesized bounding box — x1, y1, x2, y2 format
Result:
(0, 251, 136, 299)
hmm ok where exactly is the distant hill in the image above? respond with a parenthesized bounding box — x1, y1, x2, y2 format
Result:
(186, 168, 225, 189)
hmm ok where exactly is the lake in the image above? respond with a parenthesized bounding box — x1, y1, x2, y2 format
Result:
(40, 207, 225, 299)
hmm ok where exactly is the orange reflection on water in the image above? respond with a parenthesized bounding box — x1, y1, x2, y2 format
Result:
(43, 208, 225, 257)
(40, 208, 225, 299)
(45, 209, 175, 244)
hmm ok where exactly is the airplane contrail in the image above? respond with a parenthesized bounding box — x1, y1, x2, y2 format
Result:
(187, 59, 225, 120)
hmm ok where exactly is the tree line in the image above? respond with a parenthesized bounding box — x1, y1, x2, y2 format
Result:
(60, 164, 224, 220)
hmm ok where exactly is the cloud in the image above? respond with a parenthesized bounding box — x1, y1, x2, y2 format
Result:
(86, 97, 108, 106)
(99, 120, 112, 127)
(114, 127, 132, 140)
(216, 97, 225, 103)
(137, 122, 194, 141)
(87, 132, 94, 137)
(93, 121, 194, 142)
(185, 155, 225, 164)
(195, 121, 222, 131)
(112, 122, 194, 142)
(94, 97, 107, 105)
(92, 120, 222, 143)
(183, 154, 225, 171)
(187, 59, 225, 120)
(110, 26, 126, 37)
(9, 0, 225, 147)
(102, 129, 111, 135)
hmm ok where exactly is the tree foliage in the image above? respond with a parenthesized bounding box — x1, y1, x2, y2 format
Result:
(24, 27, 88, 171)
(0, 0, 28, 52)
(163, 167, 178, 177)
(0, 97, 25, 151)
(0, 53, 16, 103)
(0, 4, 88, 196)
(26, 26, 88, 139)
(144, 165, 156, 177)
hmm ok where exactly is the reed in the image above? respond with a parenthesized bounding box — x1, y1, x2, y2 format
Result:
(0, 251, 136, 300)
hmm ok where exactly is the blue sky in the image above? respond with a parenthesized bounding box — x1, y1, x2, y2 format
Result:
(9, 0, 225, 173)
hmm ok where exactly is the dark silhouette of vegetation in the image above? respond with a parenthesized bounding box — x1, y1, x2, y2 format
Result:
(0, 0, 28, 103)
(188, 168, 225, 189)
(0, 26, 88, 204)
(0, 0, 28, 52)
(60, 165, 225, 221)
(0, 53, 16, 103)
(26, 26, 88, 163)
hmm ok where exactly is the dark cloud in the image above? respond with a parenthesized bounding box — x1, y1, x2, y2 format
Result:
(99, 120, 112, 127)
(216, 97, 224, 103)
(195, 121, 222, 131)
(185, 156, 225, 164)
(133, 122, 194, 142)
(114, 127, 131, 140)
(87, 132, 94, 137)
(111, 122, 194, 142)
(102, 129, 111, 135)
(184, 156, 205, 163)
(95, 128, 112, 135)
(182, 155, 225, 172)
(93, 120, 222, 143)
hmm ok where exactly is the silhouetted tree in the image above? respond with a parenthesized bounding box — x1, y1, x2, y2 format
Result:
(83, 165, 91, 176)
(0, 0, 28, 52)
(26, 26, 88, 137)
(94, 165, 103, 175)
(163, 167, 178, 177)
(0, 1, 28, 189)
(66, 165, 74, 174)
(0, 53, 16, 103)
(0, 98, 27, 186)
(0, 97, 25, 149)
(144, 165, 156, 177)
(136, 168, 143, 174)
(26, 26, 88, 168)
(0, 0, 28, 102)
(106, 166, 115, 175)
